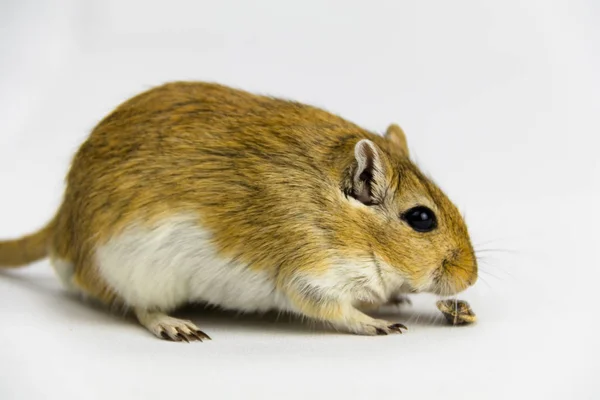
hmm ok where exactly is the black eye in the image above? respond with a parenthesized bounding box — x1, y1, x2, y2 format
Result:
(401, 206, 437, 232)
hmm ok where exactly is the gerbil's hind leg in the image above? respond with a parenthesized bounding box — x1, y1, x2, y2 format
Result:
(135, 309, 211, 342)
(49, 255, 79, 294)
(49, 252, 114, 306)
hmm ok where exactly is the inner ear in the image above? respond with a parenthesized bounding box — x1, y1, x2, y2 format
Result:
(352, 139, 386, 205)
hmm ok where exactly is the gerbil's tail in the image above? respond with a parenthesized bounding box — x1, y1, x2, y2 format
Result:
(0, 222, 53, 268)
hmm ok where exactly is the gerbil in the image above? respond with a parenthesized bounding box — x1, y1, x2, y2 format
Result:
(0, 82, 477, 341)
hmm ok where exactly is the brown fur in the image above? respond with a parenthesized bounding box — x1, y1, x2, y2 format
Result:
(0, 81, 477, 334)
(0, 221, 53, 267)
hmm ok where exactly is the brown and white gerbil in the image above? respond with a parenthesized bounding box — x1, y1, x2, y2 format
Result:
(0, 82, 477, 341)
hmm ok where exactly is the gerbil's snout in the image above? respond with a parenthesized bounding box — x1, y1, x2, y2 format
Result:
(433, 248, 478, 296)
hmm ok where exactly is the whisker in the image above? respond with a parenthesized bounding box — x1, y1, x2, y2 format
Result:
(477, 255, 516, 270)
(427, 311, 439, 326)
(472, 236, 515, 247)
(478, 262, 516, 279)
(478, 268, 506, 281)
(475, 273, 493, 289)
(472, 240, 504, 249)
(475, 248, 520, 255)
(413, 309, 421, 326)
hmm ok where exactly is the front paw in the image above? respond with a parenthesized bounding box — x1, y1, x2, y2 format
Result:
(353, 319, 408, 336)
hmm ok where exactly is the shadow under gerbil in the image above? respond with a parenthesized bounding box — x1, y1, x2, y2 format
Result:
(175, 302, 453, 335)
(1, 268, 453, 335)
(0, 268, 132, 328)
(174, 303, 327, 336)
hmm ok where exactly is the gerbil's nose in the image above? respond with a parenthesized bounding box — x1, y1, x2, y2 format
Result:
(469, 256, 478, 286)
(444, 248, 478, 293)
(467, 268, 479, 289)
(466, 271, 478, 287)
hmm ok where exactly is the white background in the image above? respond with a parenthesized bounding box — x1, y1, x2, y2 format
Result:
(0, 0, 598, 399)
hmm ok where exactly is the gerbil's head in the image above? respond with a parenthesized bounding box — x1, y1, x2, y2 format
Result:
(342, 124, 477, 296)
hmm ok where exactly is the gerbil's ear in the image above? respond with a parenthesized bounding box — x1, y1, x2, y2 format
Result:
(385, 123, 409, 156)
(353, 139, 387, 205)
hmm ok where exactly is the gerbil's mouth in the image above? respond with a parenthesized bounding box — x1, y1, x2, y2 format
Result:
(430, 283, 464, 297)
(429, 257, 477, 296)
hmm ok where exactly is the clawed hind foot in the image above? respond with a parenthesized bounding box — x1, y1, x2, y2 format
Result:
(135, 310, 211, 342)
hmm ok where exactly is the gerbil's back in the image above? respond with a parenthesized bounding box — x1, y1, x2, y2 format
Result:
(58, 82, 368, 266)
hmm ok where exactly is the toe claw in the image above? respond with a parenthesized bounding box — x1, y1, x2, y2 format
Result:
(196, 330, 211, 340)
(375, 328, 388, 335)
(176, 333, 190, 343)
(189, 331, 204, 342)
(175, 328, 192, 343)
(389, 323, 408, 331)
(140, 312, 210, 342)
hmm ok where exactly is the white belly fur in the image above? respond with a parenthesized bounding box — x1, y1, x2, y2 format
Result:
(95, 214, 290, 312)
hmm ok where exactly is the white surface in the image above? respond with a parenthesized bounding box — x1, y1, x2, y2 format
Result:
(0, 0, 598, 399)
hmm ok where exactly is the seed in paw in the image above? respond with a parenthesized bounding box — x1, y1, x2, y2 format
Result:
(436, 299, 477, 325)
